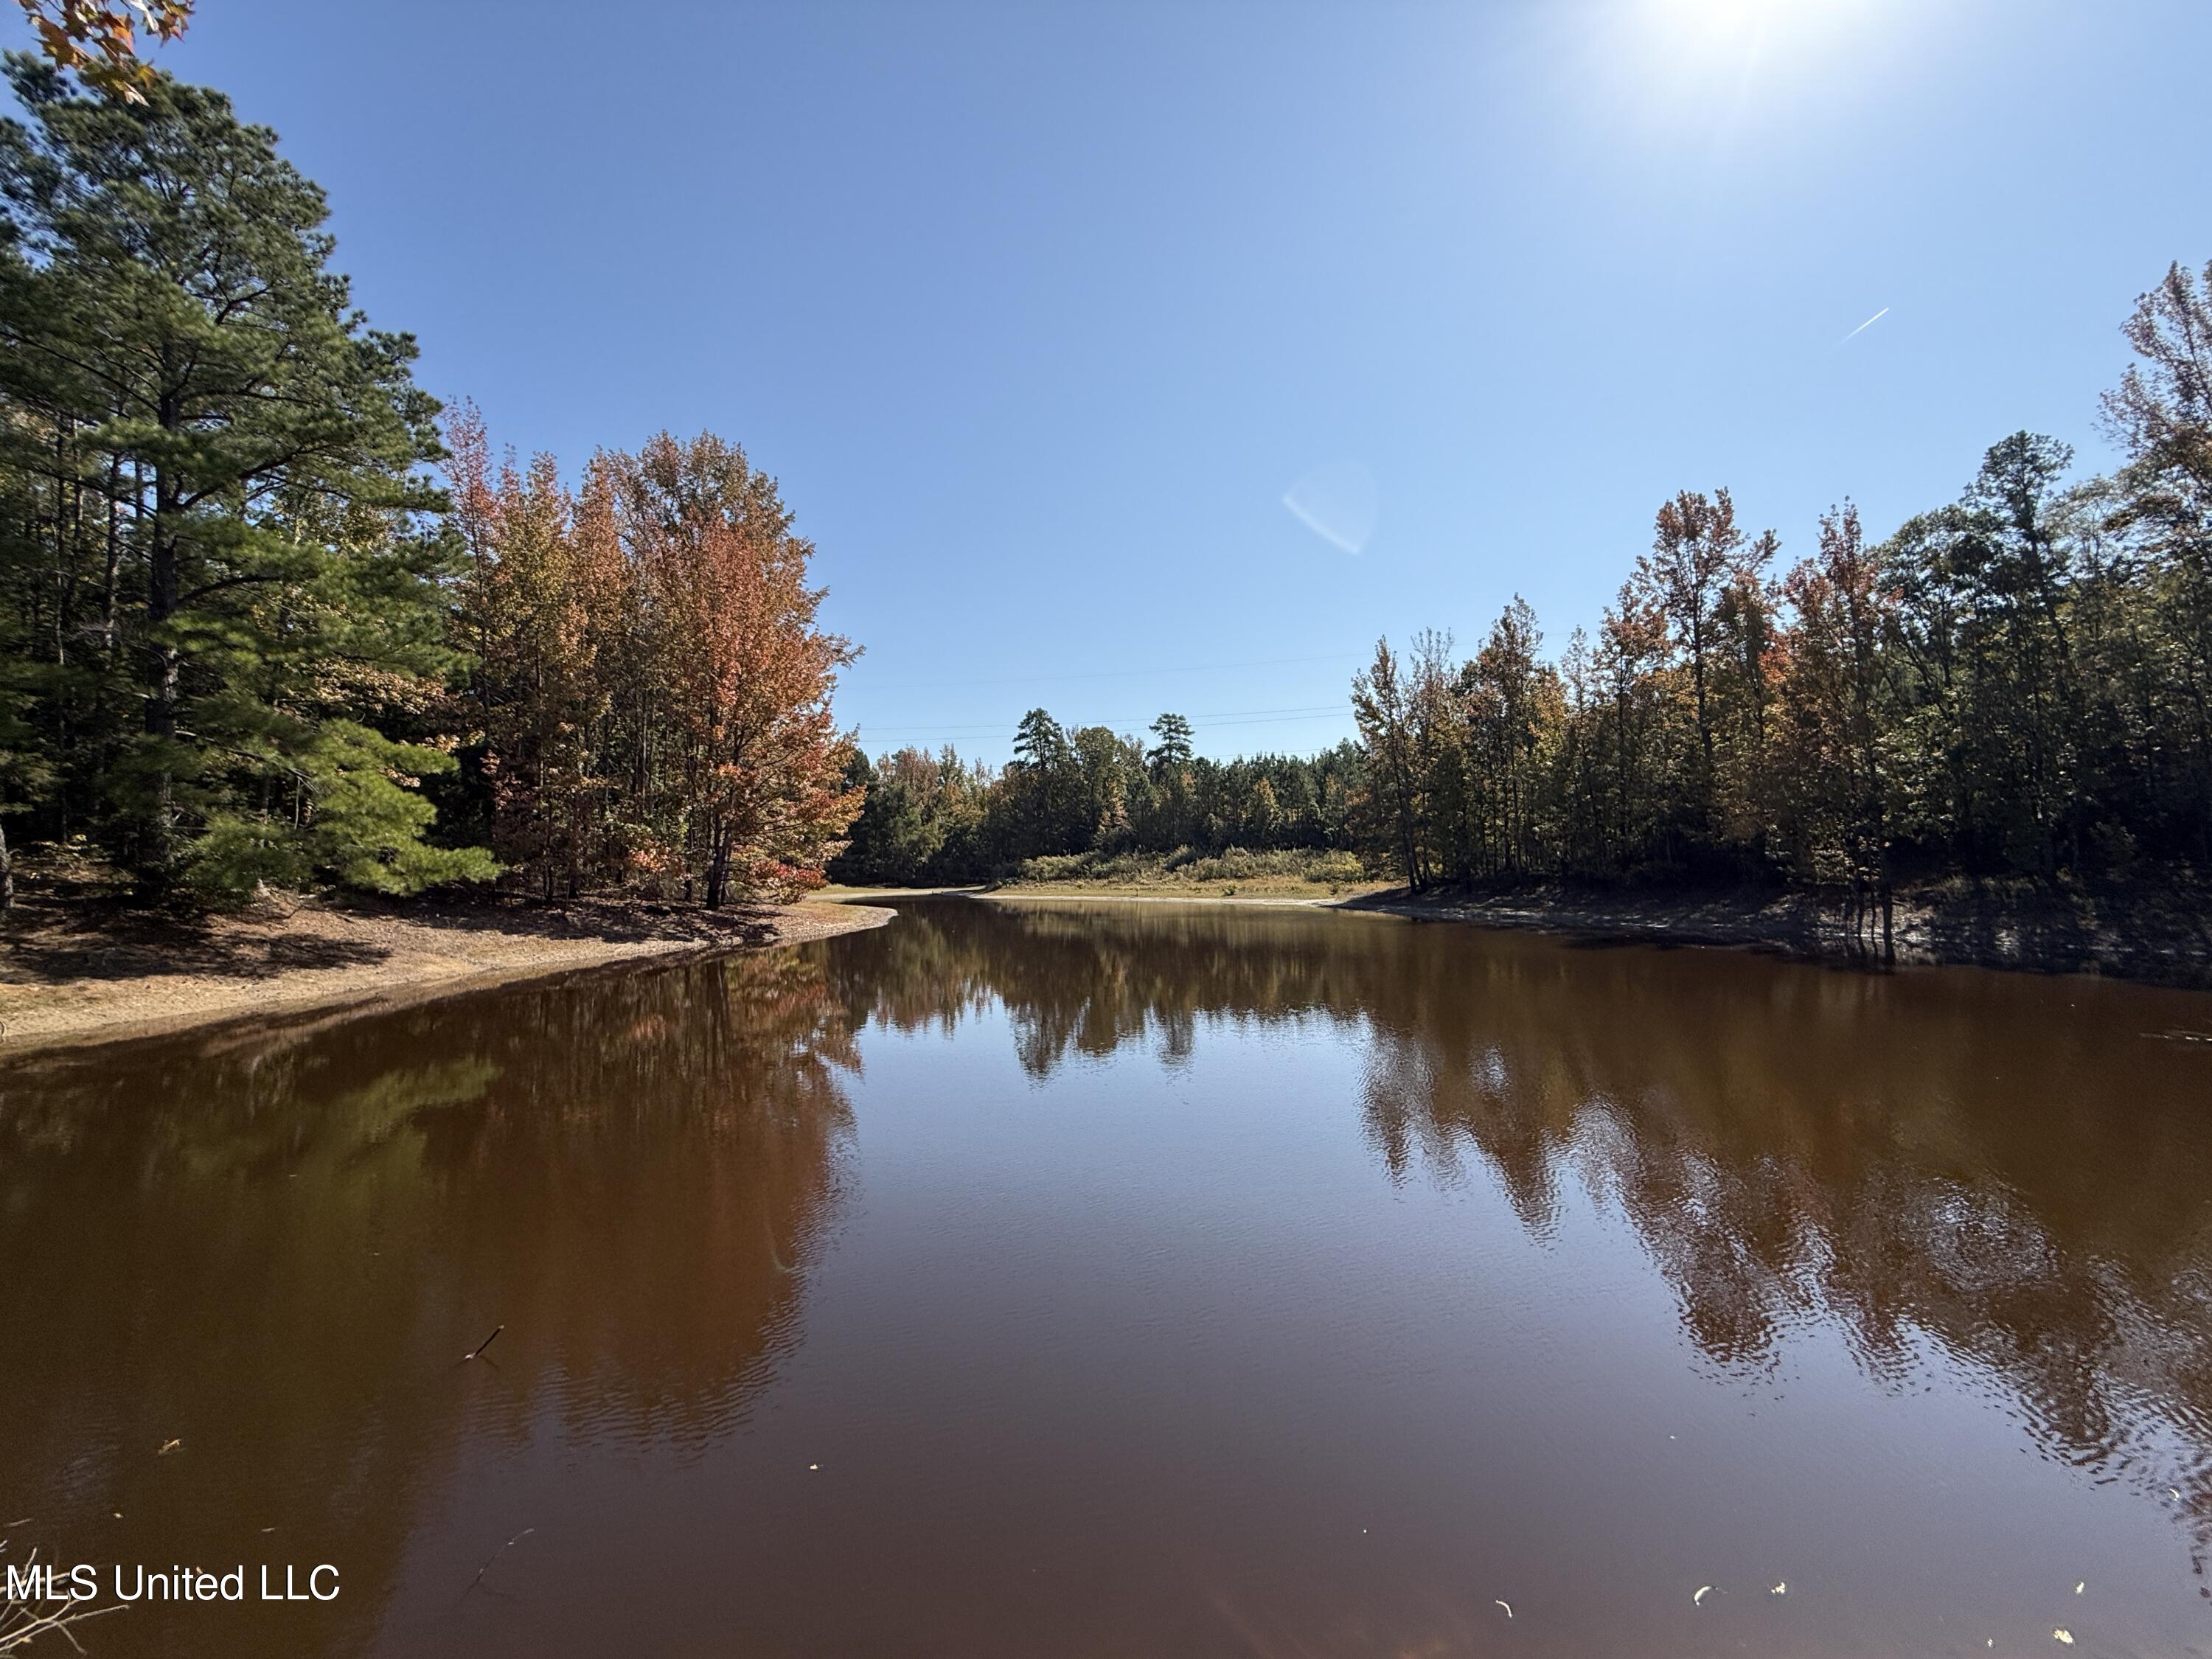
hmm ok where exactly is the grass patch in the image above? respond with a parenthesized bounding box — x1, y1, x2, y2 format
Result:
(1001, 846, 1385, 898)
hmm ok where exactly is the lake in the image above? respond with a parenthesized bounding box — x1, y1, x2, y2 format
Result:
(3, 897, 2210, 1657)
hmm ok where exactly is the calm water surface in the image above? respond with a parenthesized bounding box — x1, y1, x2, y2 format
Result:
(4, 898, 2212, 1658)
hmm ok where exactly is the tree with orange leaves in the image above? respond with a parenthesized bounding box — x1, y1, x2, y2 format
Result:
(447, 404, 613, 899)
(12, 0, 189, 102)
(599, 433, 860, 908)
(1775, 502, 1899, 943)
(443, 417, 859, 908)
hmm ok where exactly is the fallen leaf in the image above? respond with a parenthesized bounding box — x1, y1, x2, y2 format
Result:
(158, 1439, 181, 1455)
(1694, 1585, 1712, 1606)
(2073, 1581, 2084, 1595)
(2053, 1631, 2074, 1646)
(1495, 1600, 1513, 1619)
(1770, 1582, 1786, 1595)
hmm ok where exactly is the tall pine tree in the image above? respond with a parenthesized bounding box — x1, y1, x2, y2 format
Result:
(0, 60, 492, 898)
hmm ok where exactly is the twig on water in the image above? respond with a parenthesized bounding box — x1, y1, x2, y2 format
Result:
(456, 1324, 504, 1366)
(459, 1528, 535, 1604)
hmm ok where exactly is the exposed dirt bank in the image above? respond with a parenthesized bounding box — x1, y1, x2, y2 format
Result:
(984, 880, 1393, 902)
(0, 892, 894, 1054)
(839, 875, 2212, 987)
(975, 888, 1362, 908)
(1340, 880, 2212, 988)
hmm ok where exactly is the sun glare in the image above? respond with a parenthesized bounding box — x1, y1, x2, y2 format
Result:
(1663, 0, 1789, 44)
(1645, 0, 1867, 58)
(1582, 0, 1897, 131)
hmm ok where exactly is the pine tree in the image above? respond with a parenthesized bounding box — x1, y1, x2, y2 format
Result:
(0, 61, 492, 898)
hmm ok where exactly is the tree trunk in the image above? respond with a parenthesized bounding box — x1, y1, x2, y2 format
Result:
(703, 823, 730, 909)
(143, 453, 183, 879)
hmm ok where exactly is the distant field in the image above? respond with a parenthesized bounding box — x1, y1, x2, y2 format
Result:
(851, 848, 1397, 901)
(821, 849, 1392, 901)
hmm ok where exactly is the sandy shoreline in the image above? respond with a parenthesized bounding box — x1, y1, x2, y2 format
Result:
(0, 894, 894, 1055)
(7, 869, 2205, 1060)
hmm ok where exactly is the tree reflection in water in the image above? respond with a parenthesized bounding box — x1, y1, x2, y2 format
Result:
(5, 897, 2211, 1659)
(0, 946, 858, 1658)
(835, 897, 2212, 1562)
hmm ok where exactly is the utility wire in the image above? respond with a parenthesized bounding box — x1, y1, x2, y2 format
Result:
(852, 702, 1351, 737)
(854, 651, 1361, 694)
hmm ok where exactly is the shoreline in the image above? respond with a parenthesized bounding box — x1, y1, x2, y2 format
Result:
(975, 889, 1355, 909)
(7, 868, 2205, 1060)
(1337, 882, 2212, 987)
(891, 879, 2212, 989)
(0, 894, 894, 1057)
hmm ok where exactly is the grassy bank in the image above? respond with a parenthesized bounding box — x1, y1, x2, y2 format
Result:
(984, 846, 1392, 901)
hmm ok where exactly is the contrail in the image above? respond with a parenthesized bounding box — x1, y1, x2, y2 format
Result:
(1837, 306, 1889, 347)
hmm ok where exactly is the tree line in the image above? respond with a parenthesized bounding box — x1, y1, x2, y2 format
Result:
(1353, 263, 2212, 916)
(7, 55, 2202, 914)
(0, 62, 856, 908)
(833, 713, 1368, 883)
(842, 259, 2212, 905)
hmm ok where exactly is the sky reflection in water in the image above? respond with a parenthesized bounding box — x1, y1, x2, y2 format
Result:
(4, 897, 2209, 1657)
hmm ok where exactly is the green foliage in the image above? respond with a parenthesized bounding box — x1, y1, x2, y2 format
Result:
(4, 51, 2194, 920)
(0, 60, 490, 902)
(183, 726, 499, 903)
(838, 260, 2212, 906)
(1356, 402, 2212, 895)
(1009, 846, 1373, 888)
(832, 729, 1368, 886)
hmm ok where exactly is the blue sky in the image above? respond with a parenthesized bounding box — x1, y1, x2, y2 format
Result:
(160, 0, 2211, 764)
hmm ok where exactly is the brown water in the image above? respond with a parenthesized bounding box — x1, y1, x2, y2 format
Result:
(4, 898, 2211, 1658)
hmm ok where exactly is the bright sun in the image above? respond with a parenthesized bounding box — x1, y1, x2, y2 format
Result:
(1630, 0, 1873, 83)
(1578, 0, 1902, 136)
(1657, 0, 1805, 48)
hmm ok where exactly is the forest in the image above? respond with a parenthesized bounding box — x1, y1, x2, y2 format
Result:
(3, 46, 2209, 918)
(0, 61, 857, 909)
(832, 718, 1369, 885)
(838, 262, 2212, 910)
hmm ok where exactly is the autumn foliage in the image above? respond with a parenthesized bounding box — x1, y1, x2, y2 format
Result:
(1346, 256, 2212, 914)
(12, 0, 189, 102)
(448, 408, 860, 905)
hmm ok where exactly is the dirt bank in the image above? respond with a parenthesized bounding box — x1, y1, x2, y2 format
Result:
(1340, 880, 2212, 988)
(0, 892, 894, 1054)
(975, 888, 1357, 908)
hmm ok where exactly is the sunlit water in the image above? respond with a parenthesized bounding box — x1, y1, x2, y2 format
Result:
(4, 897, 2211, 1657)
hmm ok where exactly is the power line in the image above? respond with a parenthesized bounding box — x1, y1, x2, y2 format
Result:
(852, 702, 1350, 737)
(852, 650, 1362, 694)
